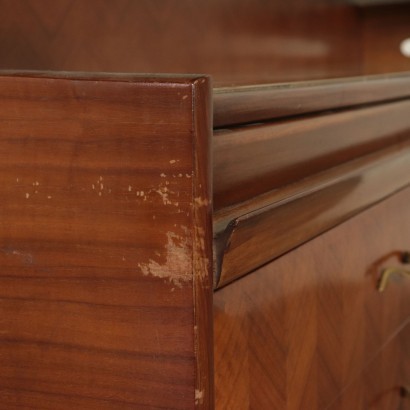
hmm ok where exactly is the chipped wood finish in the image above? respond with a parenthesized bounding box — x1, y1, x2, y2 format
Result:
(192, 77, 214, 409)
(214, 143, 410, 288)
(0, 73, 213, 409)
(214, 187, 410, 409)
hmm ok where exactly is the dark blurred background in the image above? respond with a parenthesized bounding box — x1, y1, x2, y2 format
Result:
(0, 0, 409, 85)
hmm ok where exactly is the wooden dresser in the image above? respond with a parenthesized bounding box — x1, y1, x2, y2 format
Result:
(0, 1, 410, 409)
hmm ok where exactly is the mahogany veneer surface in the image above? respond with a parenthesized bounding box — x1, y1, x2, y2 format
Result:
(0, 73, 213, 409)
(330, 324, 410, 410)
(214, 143, 410, 287)
(214, 186, 410, 409)
(213, 73, 410, 128)
(214, 100, 410, 210)
(0, 1, 409, 408)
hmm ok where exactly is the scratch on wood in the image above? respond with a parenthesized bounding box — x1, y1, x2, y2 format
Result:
(194, 225, 209, 281)
(0, 249, 34, 265)
(138, 230, 191, 287)
(194, 197, 209, 207)
(155, 186, 172, 205)
(195, 389, 204, 405)
(193, 195, 210, 281)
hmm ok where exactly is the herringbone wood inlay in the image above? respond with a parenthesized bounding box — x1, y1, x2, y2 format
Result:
(331, 323, 410, 410)
(214, 187, 410, 410)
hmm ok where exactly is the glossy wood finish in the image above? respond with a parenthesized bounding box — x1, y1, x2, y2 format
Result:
(0, 73, 213, 409)
(214, 98, 410, 210)
(215, 143, 410, 287)
(0, 4, 409, 407)
(214, 72, 410, 127)
(214, 186, 410, 409)
(192, 76, 214, 410)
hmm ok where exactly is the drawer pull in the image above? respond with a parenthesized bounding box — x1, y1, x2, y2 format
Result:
(378, 267, 410, 292)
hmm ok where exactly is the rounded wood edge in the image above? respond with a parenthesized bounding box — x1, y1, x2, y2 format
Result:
(213, 99, 410, 211)
(213, 72, 410, 127)
(191, 76, 215, 408)
(214, 143, 410, 289)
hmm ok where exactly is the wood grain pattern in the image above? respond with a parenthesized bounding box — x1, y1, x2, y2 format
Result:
(0, 73, 213, 409)
(214, 186, 410, 409)
(214, 143, 410, 287)
(191, 76, 214, 410)
(214, 72, 410, 127)
(330, 323, 410, 410)
(214, 99, 410, 210)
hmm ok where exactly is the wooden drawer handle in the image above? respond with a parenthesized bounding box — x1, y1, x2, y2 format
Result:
(377, 250, 410, 292)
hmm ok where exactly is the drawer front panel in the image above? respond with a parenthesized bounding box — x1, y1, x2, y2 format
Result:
(214, 187, 410, 410)
(330, 323, 410, 410)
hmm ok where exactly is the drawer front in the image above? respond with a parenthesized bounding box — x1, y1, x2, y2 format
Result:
(330, 324, 410, 410)
(214, 187, 410, 410)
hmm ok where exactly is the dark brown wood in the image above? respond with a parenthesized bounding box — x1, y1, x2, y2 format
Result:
(214, 72, 410, 127)
(0, 73, 213, 409)
(1, 1, 410, 87)
(214, 186, 410, 409)
(214, 142, 410, 288)
(363, 4, 410, 76)
(352, 0, 410, 4)
(214, 99, 410, 211)
(192, 77, 214, 409)
(0, 0, 363, 85)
